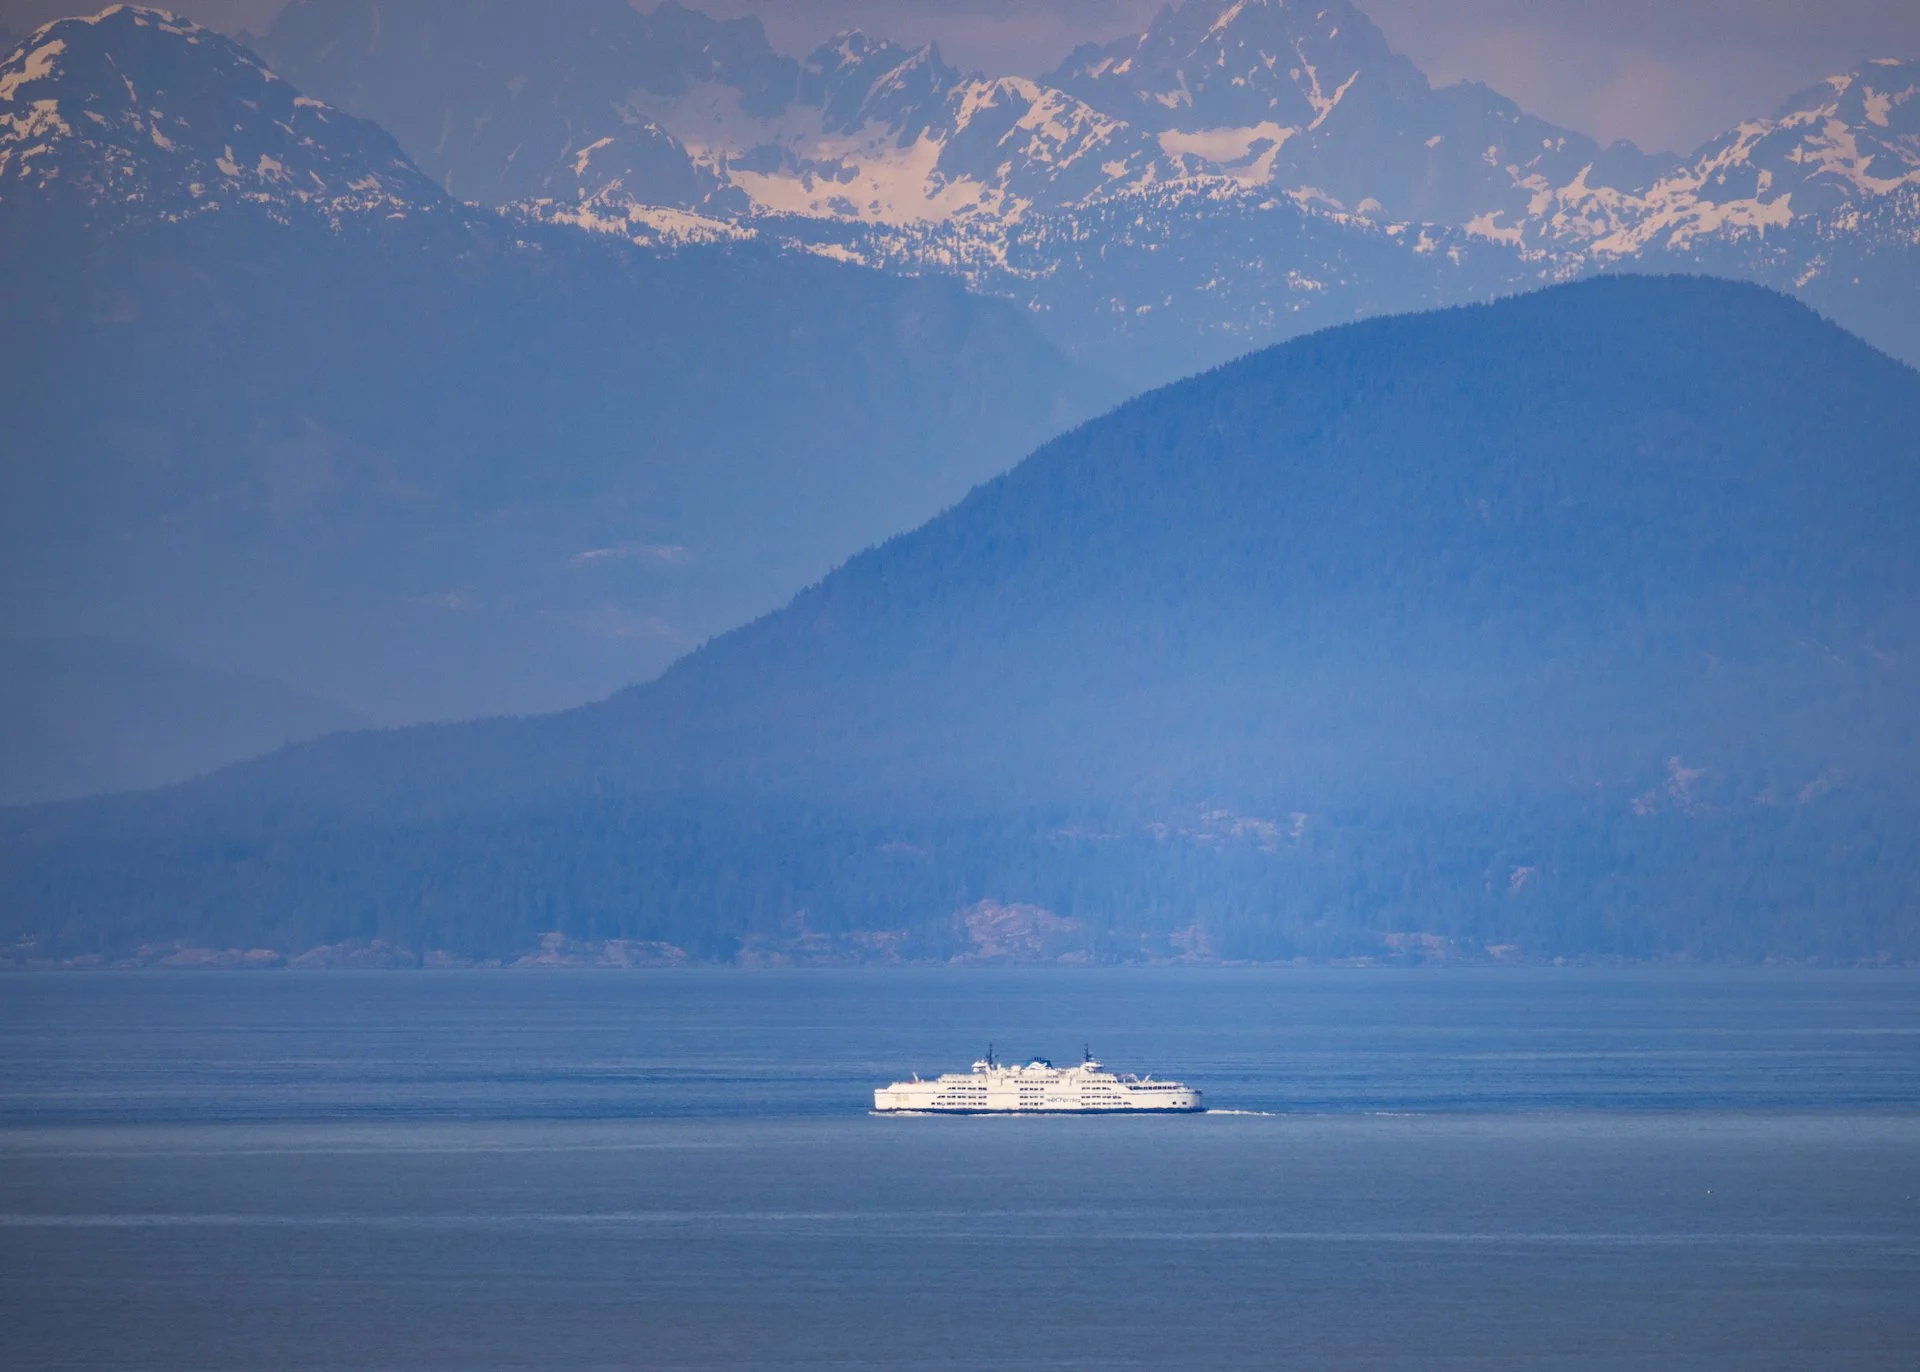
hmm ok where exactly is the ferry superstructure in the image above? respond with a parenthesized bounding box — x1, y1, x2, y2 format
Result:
(873, 1050, 1202, 1114)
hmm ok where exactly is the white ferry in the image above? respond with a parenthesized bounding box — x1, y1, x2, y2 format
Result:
(873, 1048, 1203, 1114)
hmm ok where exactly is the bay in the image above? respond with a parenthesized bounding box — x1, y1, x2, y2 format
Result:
(2, 969, 1917, 1369)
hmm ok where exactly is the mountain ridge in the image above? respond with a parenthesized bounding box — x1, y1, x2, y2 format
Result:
(0, 636, 365, 805)
(8, 275, 1919, 964)
(0, 6, 454, 229)
(253, 0, 1920, 379)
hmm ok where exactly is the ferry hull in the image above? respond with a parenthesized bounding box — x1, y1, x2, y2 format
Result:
(872, 1105, 1206, 1115)
(872, 1054, 1203, 1114)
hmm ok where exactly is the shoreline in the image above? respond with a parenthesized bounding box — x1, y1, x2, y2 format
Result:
(5, 947, 1915, 972)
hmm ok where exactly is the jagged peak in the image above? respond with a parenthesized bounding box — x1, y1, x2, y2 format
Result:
(1143, 0, 1377, 48)
(870, 41, 961, 94)
(894, 40, 950, 74)
(8, 6, 187, 52)
(0, 3, 450, 226)
(1763, 57, 1920, 132)
(806, 28, 883, 72)
(48, 5, 229, 48)
(1203, 0, 1329, 32)
(794, 27, 965, 136)
(2, 6, 273, 106)
(1043, 0, 1399, 135)
(804, 29, 953, 75)
(78, 5, 202, 32)
(1846, 56, 1920, 90)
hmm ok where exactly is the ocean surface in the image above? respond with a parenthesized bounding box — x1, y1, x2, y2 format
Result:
(2, 969, 1917, 1370)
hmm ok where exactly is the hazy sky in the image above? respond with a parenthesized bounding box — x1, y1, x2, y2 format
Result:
(5, 0, 1918, 152)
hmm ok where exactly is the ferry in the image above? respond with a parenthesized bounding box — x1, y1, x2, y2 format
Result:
(873, 1048, 1203, 1114)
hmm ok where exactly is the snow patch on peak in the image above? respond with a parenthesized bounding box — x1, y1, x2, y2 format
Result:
(522, 196, 752, 248)
(1158, 121, 1294, 183)
(816, 30, 877, 68)
(1297, 50, 1359, 130)
(1207, 1, 1255, 38)
(1464, 209, 1523, 246)
(573, 136, 614, 177)
(0, 38, 64, 103)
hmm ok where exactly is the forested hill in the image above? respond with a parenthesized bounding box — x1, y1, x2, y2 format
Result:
(8, 277, 1920, 965)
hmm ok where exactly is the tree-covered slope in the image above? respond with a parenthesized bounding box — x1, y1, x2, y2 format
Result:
(8, 277, 1920, 963)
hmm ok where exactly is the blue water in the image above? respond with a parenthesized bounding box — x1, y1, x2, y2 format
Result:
(2, 969, 1917, 1369)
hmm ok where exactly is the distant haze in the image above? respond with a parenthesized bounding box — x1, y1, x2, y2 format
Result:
(8, 0, 1917, 152)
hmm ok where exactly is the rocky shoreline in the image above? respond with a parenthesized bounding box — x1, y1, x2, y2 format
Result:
(4, 932, 1898, 971)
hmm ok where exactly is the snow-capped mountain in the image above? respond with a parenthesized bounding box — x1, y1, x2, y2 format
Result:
(252, 0, 1920, 376)
(258, 0, 742, 213)
(1522, 59, 1920, 365)
(0, 5, 446, 227)
(1537, 60, 1920, 259)
(1044, 0, 1668, 231)
(261, 0, 1201, 232)
(253, 0, 1643, 236)
(250, 0, 1520, 376)
(670, 33, 1196, 228)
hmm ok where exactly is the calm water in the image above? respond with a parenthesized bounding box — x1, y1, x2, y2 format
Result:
(2, 969, 1917, 1370)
